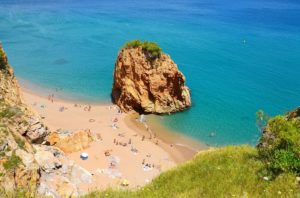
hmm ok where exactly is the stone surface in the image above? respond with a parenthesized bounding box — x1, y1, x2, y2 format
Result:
(286, 107, 300, 120)
(35, 145, 93, 197)
(112, 47, 191, 114)
(46, 130, 94, 153)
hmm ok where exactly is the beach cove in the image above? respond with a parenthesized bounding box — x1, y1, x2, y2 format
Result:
(20, 83, 206, 191)
(1, 0, 300, 147)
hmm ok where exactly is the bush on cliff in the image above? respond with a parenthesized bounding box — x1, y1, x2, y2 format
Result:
(124, 40, 162, 60)
(0, 49, 5, 69)
(3, 151, 22, 172)
(258, 115, 300, 175)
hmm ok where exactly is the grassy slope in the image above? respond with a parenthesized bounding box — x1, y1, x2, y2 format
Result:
(86, 146, 299, 198)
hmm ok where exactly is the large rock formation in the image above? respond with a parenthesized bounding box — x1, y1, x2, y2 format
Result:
(46, 130, 94, 153)
(112, 41, 191, 114)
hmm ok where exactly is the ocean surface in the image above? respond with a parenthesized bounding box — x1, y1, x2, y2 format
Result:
(1, 0, 300, 146)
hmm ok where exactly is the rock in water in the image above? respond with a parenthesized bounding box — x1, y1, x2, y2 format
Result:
(112, 40, 191, 114)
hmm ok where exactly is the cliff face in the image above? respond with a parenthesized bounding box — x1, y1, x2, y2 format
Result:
(0, 45, 41, 192)
(0, 45, 22, 105)
(0, 45, 92, 197)
(112, 46, 191, 114)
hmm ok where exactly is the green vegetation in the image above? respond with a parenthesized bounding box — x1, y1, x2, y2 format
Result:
(124, 40, 143, 48)
(3, 151, 22, 172)
(0, 49, 6, 70)
(0, 188, 33, 198)
(85, 146, 299, 198)
(258, 115, 300, 175)
(0, 106, 23, 120)
(12, 134, 26, 150)
(124, 40, 162, 60)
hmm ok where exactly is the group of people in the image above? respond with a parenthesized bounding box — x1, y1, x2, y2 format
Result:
(47, 94, 54, 103)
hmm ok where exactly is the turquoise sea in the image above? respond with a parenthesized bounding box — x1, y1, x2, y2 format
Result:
(0, 0, 300, 146)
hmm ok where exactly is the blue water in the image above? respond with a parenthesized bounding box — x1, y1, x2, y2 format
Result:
(1, 0, 300, 146)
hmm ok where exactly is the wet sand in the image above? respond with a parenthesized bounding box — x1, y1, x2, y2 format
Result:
(20, 84, 207, 191)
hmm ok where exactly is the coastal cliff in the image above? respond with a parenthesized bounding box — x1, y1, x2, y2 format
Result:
(112, 40, 191, 114)
(0, 45, 92, 197)
(0, 46, 22, 106)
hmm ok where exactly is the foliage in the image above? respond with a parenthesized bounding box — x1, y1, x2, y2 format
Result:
(124, 40, 162, 60)
(14, 135, 26, 150)
(0, 48, 7, 71)
(3, 151, 22, 172)
(0, 188, 36, 198)
(258, 116, 300, 175)
(0, 49, 5, 69)
(124, 40, 143, 49)
(85, 146, 299, 198)
(0, 106, 22, 120)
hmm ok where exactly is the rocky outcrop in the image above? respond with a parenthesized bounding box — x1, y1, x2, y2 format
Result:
(0, 44, 93, 197)
(46, 130, 94, 153)
(112, 45, 191, 114)
(0, 44, 22, 105)
(286, 107, 300, 120)
(257, 107, 300, 149)
(0, 45, 49, 143)
(34, 145, 93, 197)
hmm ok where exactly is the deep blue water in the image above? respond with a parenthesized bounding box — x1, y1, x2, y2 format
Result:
(1, 0, 300, 146)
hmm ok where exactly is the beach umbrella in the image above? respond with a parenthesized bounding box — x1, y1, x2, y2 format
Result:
(80, 152, 89, 160)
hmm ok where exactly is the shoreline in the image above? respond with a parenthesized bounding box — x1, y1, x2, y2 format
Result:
(19, 81, 207, 191)
(19, 78, 208, 161)
(125, 114, 207, 163)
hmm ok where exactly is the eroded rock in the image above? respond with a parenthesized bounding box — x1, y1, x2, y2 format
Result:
(46, 130, 93, 153)
(112, 45, 191, 114)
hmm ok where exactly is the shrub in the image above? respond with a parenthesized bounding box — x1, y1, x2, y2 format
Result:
(0, 49, 6, 70)
(124, 40, 162, 60)
(0, 106, 22, 119)
(124, 40, 143, 49)
(3, 151, 22, 171)
(141, 41, 162, 59)
(257, 116, 300, 175)
(14, 136, 26, 150)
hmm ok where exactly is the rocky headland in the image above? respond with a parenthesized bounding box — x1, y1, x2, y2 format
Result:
(112, 40, 191, 114)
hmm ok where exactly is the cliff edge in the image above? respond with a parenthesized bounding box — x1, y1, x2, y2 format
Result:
(112, 40, 191, 114)
(0, 45, 92, 197)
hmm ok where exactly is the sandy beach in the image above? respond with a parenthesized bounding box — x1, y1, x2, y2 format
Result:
(20, 85, 206, 191)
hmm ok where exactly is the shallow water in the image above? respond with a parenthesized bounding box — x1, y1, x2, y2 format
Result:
(1, 0, 300, 146)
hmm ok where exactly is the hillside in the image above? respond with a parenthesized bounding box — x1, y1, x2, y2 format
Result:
(86, 146, 299, 198)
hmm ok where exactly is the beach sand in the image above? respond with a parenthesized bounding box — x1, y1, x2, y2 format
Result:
(20, 86, 206, 191)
